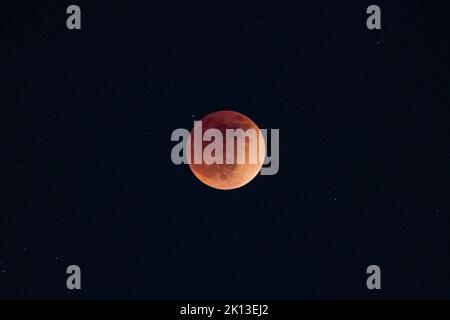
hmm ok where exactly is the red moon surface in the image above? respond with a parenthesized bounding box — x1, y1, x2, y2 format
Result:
(188, 110, 265, 190)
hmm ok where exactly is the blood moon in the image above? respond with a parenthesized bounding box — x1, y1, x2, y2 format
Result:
(188, 110, 265, 190)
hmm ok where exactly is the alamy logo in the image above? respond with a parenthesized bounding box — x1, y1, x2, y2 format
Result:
(170, 110, 279, 190)
(366, 265, 381, 290)
(66, 265, 81, 290)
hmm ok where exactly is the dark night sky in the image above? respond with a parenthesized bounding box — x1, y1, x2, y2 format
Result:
(2, 1, 449, 299)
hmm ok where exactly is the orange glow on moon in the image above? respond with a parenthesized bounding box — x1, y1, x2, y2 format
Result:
(188, 110, 265, 190)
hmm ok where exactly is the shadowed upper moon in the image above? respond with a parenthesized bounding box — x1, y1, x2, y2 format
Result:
(188, 110, 265, 190)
